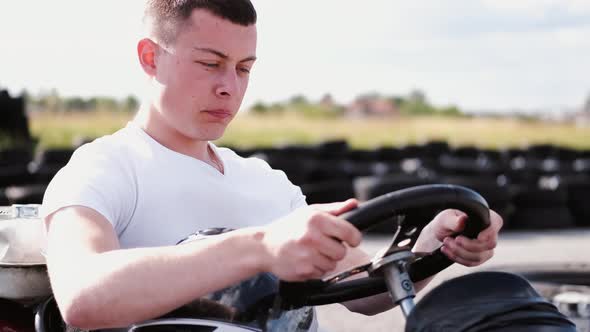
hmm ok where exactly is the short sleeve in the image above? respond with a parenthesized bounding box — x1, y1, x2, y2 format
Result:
(241, 154, 308, 212)
(289, 184, 308, 210)
(41, 143, 136, 235)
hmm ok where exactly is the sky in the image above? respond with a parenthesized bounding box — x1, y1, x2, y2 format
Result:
(1, 0, 589, 113)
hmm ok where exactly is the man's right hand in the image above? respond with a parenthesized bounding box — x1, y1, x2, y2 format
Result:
(259, 199, 362, 281)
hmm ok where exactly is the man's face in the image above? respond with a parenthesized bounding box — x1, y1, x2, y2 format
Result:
(152, 9, 257, 141)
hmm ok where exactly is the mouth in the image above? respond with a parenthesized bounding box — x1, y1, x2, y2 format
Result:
(202, 109, 233, 120)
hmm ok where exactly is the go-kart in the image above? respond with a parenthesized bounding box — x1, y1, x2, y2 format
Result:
(0, 185, 577, 331)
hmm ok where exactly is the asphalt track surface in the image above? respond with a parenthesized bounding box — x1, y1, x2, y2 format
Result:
(316, 228, 590, 332)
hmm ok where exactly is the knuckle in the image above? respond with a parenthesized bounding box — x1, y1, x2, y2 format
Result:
(301, 232, 318, 246)
(488, 240, 497, 249)
(300, 250, 313, 262)
(296, 264, 314, 277)
(352, 229, 362, 246)
(335, 246, 346, 260)
(309, 213, 325, 227)
(343, 227, 360, 246)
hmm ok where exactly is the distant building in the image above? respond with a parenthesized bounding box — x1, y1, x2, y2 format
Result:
(346, 95, 399, 117)
(573, 110, 590, 126)
(319, 93, 335, 109)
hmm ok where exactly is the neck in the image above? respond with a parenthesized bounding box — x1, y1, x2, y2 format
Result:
(134, 104, 209, 161)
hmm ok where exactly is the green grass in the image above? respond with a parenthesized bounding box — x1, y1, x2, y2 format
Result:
(26, 111, 590, 150)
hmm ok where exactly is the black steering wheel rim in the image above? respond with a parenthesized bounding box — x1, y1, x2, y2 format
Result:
(279, 184, 491, 308)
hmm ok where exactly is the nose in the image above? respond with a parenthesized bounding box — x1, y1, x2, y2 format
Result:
(214, 68, 239, 99)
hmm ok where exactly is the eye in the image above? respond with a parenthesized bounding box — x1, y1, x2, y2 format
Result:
(238, 66, 251, 74)
(195, 61, 219, 69)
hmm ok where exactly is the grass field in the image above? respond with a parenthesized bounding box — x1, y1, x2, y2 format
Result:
(27, 111, 590, 150)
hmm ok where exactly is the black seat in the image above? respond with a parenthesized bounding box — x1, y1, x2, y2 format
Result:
(405, 271, 576, 332)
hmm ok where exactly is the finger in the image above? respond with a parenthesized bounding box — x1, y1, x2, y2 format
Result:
(489, 210, 504, 234)
(442, 237, 490, 263)
(432, 209, 467, 240)
(313, 235, 348, 261)
(477, 210, 503, 242)
(441, 245, 493, 267)
(317, 213, 362, 247)
(313, 199, 358, 216)
(455, 235, 497, 252)
(313, 252, 338, 275)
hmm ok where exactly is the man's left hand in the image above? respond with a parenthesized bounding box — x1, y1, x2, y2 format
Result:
(413, 209, 503, 267)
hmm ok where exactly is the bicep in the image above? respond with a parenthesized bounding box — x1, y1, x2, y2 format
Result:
(44, 206, 120, 262)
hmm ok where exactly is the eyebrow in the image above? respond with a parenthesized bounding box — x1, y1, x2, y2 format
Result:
(193, 47, 257, 63)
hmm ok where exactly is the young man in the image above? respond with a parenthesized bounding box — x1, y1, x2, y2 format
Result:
(42, 0, 503, 330)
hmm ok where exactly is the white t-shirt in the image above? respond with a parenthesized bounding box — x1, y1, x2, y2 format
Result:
(41, 121, 322, 331)
(42, 121, 307, 248)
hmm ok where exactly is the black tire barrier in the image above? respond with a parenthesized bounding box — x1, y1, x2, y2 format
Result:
(304, 159, 354, 183)
(375, 146, 403, 162)
(573, 158, 590, 173)
(0, 91, 32, 145)
(301, 180, 355, 205)
(567, 182, 590, 227)
(512, 187, 569, 207)
(555, 147, 581, 162)
(510, 206, 576, 230)
(0, 190, 10, 205)
(5, 184, 47, 205)
(0, 167, 34, 187)
(311, 139, 350, 160)
(0, 148, 32, 166)
(422, 140, 451, 159)
(0, 148, 35, 187)
(509, 186, 575, 229)
(441, 175, 514, 228)
(526, 144, 559, 159)
(438, 154, 504, 176)
(29, 149, 75, 184)
(31, 148, 74, 166)
(347, 149, 379, 162)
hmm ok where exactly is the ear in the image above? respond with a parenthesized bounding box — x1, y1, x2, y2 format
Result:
(137, 38, 158, 76)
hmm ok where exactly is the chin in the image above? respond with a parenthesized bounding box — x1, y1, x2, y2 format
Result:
(196, 127, 227, 141)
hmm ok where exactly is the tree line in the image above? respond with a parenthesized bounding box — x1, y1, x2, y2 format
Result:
(250, 90, 464, 117)
(18, 88, 465, 117)
(23, 89, 139, 113)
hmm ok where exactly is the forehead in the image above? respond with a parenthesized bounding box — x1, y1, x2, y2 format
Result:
(174, 9, 257, 58)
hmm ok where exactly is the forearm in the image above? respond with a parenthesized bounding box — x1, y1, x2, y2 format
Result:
(48, 228, 267, 329)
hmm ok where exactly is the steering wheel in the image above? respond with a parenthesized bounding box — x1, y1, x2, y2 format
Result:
(279, 184, 491, 308)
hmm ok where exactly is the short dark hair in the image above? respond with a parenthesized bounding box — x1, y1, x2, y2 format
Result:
(144, 0, 257, 46)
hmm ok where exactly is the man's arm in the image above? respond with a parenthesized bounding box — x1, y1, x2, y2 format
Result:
(45, 203, 362, 329)
(45, 206, 271, 329)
